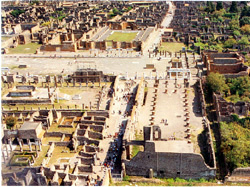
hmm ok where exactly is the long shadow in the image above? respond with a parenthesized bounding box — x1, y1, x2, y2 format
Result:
(197, 130, 211, 166)
(210, 122, 228, 180)
(190, 84, 202, 117)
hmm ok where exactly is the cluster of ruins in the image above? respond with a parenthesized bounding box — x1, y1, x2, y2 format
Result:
(2, 1, 170, 53)
(161, 2, 250, 53)
(1, 0, 250, 186)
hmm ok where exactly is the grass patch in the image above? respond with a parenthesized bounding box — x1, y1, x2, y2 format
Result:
(33, 145, 49, 166)
(47, 122, 76, 134)
(9, 153, 36, 166)
(131, 145, 141, 158)
(131, 131, 144, 158)
(159, 42, 185, 53)
(2, 36, 12, 42)
(112, 176, 219, 186)
(107, 41, 112, 47)
(42, 137, 62, 145)
(46, 146, 76, 166)
(8, 43, 42, 54)
(59, 87, 86, 95)
(107, 32, 138, 42)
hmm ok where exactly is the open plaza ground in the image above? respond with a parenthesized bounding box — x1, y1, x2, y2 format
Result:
(106, 31, 138, 42)
(8, 43, 42, 54)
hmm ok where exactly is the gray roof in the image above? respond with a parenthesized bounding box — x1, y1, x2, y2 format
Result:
(19, 121, 41, 130)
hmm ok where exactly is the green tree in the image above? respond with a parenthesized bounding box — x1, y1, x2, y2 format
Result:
(227, 76, 250, 96)
(210, 2, 215, 13)
(240, 16, 250, 27)
(229, 19, 240, 30)
(6, 116, 17, 129)
(240, 5, 250, 18)
(220, 122, 250, 172)
(233, 30, 241, 36)
(229, 1, 238, 13)
(241, 24, 250, 35)
(223, 38, 237, 48)
(238, 36, 250, 45)
(206, 72, 228, 94)
(240, 1, 248, 6)
(216, 1, 223, 11)
(10, 9, 25, 18)
(127, 6, 132, 11)
(30, 0, 39, 5)
(112, 8, 119, 15)
(205, 1, 215, 13)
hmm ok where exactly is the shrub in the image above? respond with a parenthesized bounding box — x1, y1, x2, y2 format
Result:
(5, 116, 17, 130)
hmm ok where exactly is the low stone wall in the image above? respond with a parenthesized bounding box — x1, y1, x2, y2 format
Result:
(198, 79, 216, 168)
(226, 167, 250, 183)
(85, 145, 99, 153)
(61, 111, 83, 117)
(44, 132, 72, 138)
(80, 157, 94, 165)
(125, 152, 216, 180)
(40, 43, 77, 52)
(77, 136, 99, 146)
(52, 142, 71, 147)
(88, 131, 103, 140)
(78, 165, 93, 173)
(81, 120, 105, 126)
(79, 151, 95, 158)
(213, 93, 250, 122)
(2, 98, 52, 104)
(89, 124, 103, 133)
(87, 110, 109, 118)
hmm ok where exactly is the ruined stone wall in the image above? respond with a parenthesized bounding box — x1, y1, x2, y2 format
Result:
(87, 110, 109, 118)
(77, 136, 100, 146)
(61, 111, 84, 117)
(198, 79, 216, 168)
(21, 23, 38, 31)
(226, 167, 250, 183)
(44, 132, 72, 138)
(40, 43, 77, 52)
(1, 36, 18, 48)
(213, 93, 250, 122)
(209, 63, 243, 74)
(49, 34, 61, 45)
(125, 152, 216, 180)
(88, 131, 103, 140)
(2, 98, 52, 104)
(18, 30, 31, 44)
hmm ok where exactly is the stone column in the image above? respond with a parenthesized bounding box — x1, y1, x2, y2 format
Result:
(8, 138, 12, 152)
(2, 151, 6, 163)
(5, 145, 9, 158)
(54, 76, 57, 88)
(35, 142, 38, 154)
(18, 138, 23, 152)
(126, 145, 130, 160)
(28, 139, 32, 152)
(38, 140, 42, 151)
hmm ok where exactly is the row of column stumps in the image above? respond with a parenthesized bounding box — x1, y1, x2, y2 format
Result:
(183, 87, 192, 143)
(2, 103, 92, 111)
(149, 77, 192, 142)
(150, 78, 159, 125)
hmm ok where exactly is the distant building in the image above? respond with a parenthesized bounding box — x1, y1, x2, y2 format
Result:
(202, 52, 249, 77)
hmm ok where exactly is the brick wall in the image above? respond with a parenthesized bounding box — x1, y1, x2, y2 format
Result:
(125, 152, 216, 180)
